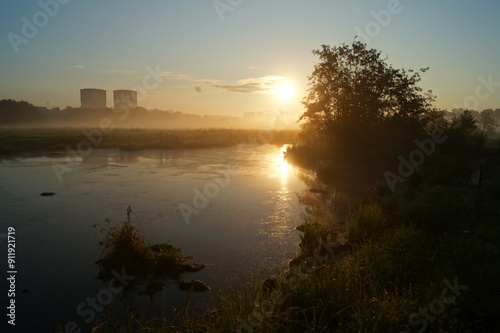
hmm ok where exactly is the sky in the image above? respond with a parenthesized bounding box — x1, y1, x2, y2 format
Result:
(1, 0, 500, 120)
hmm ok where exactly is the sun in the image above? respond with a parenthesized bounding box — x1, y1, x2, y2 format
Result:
(273, 80, 296, 104)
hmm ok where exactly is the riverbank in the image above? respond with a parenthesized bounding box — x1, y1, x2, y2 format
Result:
(0, 128, 298, 155)
(73, 154, 499, 332)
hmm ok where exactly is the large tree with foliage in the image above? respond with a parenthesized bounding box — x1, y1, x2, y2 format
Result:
(301, 41, 434, 125)
(288, 41, 437, 186)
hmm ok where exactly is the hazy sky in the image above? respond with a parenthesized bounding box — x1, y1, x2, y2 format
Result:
(1, 0, 499, 118)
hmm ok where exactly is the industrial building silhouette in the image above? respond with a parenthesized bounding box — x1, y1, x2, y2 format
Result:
(114, 90, 138, 109)
(80, 88, 106, 109)
(80, 88, 137, 109)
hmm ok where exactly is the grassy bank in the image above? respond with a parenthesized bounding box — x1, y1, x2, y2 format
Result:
(0, 127, 298, 155)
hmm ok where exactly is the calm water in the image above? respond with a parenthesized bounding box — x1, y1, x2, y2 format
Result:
(0, 144, 308, 331)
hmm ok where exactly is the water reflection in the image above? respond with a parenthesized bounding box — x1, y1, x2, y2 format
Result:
(278, 144, 291, 187)
(258, 144, 301, 247)
(295, 168, 351, 235)
(82, 153, 109, 166)
(79, 149, 181, 168)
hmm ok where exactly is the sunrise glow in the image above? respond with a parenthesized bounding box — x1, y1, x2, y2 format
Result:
(273, 80, 297, 104)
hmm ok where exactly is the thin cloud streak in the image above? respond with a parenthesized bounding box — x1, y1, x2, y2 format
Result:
(152, 72, 288, 95)
(204, 76, 286, 94)
(100, 69, 138, 75)
(160, 71, 192, 80)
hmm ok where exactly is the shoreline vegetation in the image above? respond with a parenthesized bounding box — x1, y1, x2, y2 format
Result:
(92, 206, 207, 282)
(0, 127, 299, 156)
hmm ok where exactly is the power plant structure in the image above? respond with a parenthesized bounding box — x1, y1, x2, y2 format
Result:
(80, 88, 106, 109)
(113, 90, 138, 109)
(79, 88, 138, 109)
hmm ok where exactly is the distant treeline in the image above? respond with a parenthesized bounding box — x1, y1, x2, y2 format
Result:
(0, 99, 295, 129)
(449, 107, 500, 134)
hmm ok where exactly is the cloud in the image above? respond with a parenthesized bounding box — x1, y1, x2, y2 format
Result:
(204, 76, 285, 94)
(100, 69, 138, 75)
(160, 71, 192, 80)
(67, 65, 84, 69)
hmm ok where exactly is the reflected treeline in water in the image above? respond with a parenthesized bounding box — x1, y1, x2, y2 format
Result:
(80, 150, 179, 166)
(114, 151, 139, 164)
(82, 153, 109, 166)
(151, 149, 177, 165)
(295, 167, 357, 226)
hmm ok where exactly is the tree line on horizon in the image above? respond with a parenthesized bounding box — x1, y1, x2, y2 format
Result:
(0, 99, 292, 129)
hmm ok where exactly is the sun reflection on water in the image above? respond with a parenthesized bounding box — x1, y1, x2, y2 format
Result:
(278, 144, 291, 187)
(258, 144, 300, 246)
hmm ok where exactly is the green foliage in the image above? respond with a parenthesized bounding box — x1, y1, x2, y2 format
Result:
(301, 41, 433, 126)
(347, 203, 387, 244)
(395, 185, 475, 233)
(297, 222, 332, 254)
(92, 207, 203, 280)
(93, 207, 146, 266)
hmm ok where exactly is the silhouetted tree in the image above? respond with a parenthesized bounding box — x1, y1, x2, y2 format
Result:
(301, 41, 434, 127)
(444, 110, 485, 158)
(288, 41, 436, 185)
(451, 110, 478, 136)
(479, 111, 498, 135)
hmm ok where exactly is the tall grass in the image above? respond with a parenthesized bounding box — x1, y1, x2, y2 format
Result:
(347, 203, 387, 244)
(92, 206, 205, 280)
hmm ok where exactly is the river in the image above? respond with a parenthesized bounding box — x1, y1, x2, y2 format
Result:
(0, 144, 308, 331)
